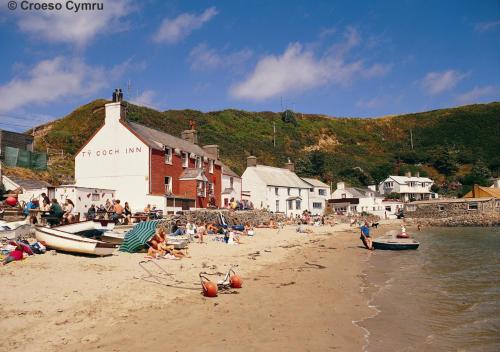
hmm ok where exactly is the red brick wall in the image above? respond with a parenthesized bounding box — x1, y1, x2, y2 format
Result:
(150, 148, 222, 208)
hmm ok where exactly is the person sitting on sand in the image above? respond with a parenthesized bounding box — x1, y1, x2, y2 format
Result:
(360, 221, 373, 250)
(269, 219, 278, 229)
(206, 222, 218, 234)
(244, 222, 254, 236)
(196, 222, 207, 243)
(2, 241, 33, 265)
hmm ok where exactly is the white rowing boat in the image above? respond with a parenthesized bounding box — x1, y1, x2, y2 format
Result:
(34, 226, 116, 256)
(54, 220, 115, 234)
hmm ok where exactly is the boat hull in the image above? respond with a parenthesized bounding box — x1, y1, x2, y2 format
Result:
(373, 241, 419, 250)
(0, 221, 31, 240)
(35, 226, 115, 256)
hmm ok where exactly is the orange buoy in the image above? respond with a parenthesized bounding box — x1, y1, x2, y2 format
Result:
(230, 275, 243, 288)
(202, 281, 218, 297)
(5, 197, 17, 207)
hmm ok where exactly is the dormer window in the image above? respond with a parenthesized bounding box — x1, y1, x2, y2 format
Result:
(164, 147, 172, 164)
(181, 152, 188, 168)
(209, 160, 214, 173)
(195, 156, 202, 169)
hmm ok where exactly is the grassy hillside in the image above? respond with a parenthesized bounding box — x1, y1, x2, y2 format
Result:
(24, 100, 500, 195)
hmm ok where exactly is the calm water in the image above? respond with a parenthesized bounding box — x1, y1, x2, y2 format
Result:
(359, 227, 500, 352)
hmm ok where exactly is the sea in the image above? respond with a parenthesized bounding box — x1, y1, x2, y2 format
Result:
(359, 227, 500, 352)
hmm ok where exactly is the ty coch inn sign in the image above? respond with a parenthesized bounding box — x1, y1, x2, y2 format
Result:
(80, 146, 144, 157)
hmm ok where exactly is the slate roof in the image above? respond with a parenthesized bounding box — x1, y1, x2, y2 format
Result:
(4, 175, 52, 190)
(125, 121, 221, 164)
(386, 175, 433, 184)
(248, 165, 311, 188)
(219, 161, 240, 178)
(301, 177, 330, 188)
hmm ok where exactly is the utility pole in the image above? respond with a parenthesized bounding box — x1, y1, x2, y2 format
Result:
(273, 122, 276, 148)
(410, 129, 414, 150)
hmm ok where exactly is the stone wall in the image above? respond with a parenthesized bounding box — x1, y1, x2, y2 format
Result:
(405, 199, 498, 218)
(407, 213, 500, 227)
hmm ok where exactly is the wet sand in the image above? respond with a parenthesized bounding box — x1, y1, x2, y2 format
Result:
(0, 223, 395, 352)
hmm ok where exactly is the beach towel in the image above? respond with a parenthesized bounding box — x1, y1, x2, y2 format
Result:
(119, 221, 160, 253)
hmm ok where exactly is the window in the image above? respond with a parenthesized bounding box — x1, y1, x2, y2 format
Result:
(319, 189, 326, 196)
(275, 187, 279, 196)
(385, 206, 391, 211)
(164, 176, 172, 194)
(384, 182, 393, 188)
(299, 189, 301, 196)
(287, 188, 291, 196)
(438, 205, 445, 211)
(295, 200, 301, 210)
(230, 177, 234, 188)
(164, 147, 172, 164)
(350, 205, 357, 212)
(313, 202, 322, 209)
(468, 202, 478, 210)
(91, 193, 100, 202)
(276, 200, 280, 212)
(195, 157, 202, 169)
(208, 183, 214, 196)
(197, 181, 206, 197)
(341, 193, 346, 199)
(288, 200, 293, 210)
(209, 160, 214, 173)
(181, 152, 188, 168)
(406, 205, 416, 212)
(310, 188, 314, 192)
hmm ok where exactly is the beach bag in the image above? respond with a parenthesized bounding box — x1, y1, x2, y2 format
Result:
(31, 242, 46, 254)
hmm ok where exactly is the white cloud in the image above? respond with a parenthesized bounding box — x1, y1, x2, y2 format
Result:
(130, 90, 157, 108)
(421, 70, 467, 95)
(5, 0, 132, 47)
(0, 57, 127, 113)
(475, 20, 500, 32)
(153, 7, 218, 44)
(455, 85, 498, 104)
(188, 43, 252, 71)
(230, 27, 391, 101)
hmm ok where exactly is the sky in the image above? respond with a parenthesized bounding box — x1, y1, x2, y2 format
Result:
(0, 0, 498, 132)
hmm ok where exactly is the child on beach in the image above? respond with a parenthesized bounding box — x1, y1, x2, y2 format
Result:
(196, 222, 207, 243)
(1, 241, 33, 265)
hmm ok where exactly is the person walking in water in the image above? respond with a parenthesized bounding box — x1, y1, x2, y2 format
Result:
(360, 221, 373, 250)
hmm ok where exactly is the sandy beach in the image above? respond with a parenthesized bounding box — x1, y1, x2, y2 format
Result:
(0, 222, 398, 352)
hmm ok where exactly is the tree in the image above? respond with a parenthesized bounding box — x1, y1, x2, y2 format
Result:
(461, 160, 492, 186)
(370, 163, 393, 184)
(430, 146, 458, 176)
(281, 110, 298, 126)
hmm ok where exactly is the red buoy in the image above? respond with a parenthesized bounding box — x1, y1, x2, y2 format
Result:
(202, 281, 218, 297)
(230, 275, 243, 288)
(5, 197, 17, 207)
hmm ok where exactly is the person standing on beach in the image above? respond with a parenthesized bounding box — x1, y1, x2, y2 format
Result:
(360, 221, 373, 250)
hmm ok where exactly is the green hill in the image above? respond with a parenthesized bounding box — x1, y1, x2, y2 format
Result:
(28, 100, 500, 196)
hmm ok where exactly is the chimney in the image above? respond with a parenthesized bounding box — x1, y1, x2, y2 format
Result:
(337, 181, 345, 190)
(285, 158, 294, 172)
(202, 145, 219, 160)
(247, 156, 257, 167)
(472, 184, 479, 197)
(105, 89, 126, 125)
(494, 178, 500, 189)
(368, 185, 376, 191)
(415, 171, 420, 178)
(181, 129, 198, 145)
(405, 171, 411, 177)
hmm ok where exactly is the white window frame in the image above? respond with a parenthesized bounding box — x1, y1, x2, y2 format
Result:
(195, 157, 202, 169)
(313, 202, 322, 209)
(164, 147, 172, 164)
(230, 177, 234, 188)
(295, 199, 301, 210)
(181, 152, 188, 168)
(209, 160, 214, 173)
(164, 176, 173, 194)
(275, 187, 279, 196)
(319, 189, 326, 196)
(91, 193, 100, 202)
(275, 200, 280, 212)
(197, 181, 206, 197)
(468, 202, 478, 210)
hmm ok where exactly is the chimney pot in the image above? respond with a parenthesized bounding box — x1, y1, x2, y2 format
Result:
(405, 171, 411, 177)
(337, 182, 345, 190)
(247, 156, 257, 167)
(415, 171, 420, 178)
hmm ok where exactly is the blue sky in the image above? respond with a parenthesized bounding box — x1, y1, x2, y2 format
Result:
(0, 0, 498, 131)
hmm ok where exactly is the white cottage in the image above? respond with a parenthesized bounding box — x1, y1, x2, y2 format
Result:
(378, 172, 436, 202)
(301, 177, 330, 215)
(54, 185, 115, 217)
(1, 175, 53, 203)
(241, 157, 311, 217)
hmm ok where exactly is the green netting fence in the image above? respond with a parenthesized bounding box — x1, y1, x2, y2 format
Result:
(3, 146, 47, 170)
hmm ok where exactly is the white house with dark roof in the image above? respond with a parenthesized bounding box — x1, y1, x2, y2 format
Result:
(241, 157, 311, 217)
(378, 172, 436, 202)
(301, 177, 330, 215)
(330, 181, 403, 218)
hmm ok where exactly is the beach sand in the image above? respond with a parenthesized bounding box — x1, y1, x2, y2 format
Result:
(0, 222, 397, 352)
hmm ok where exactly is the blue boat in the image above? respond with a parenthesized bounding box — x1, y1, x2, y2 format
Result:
(373, 233, 419, 250)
